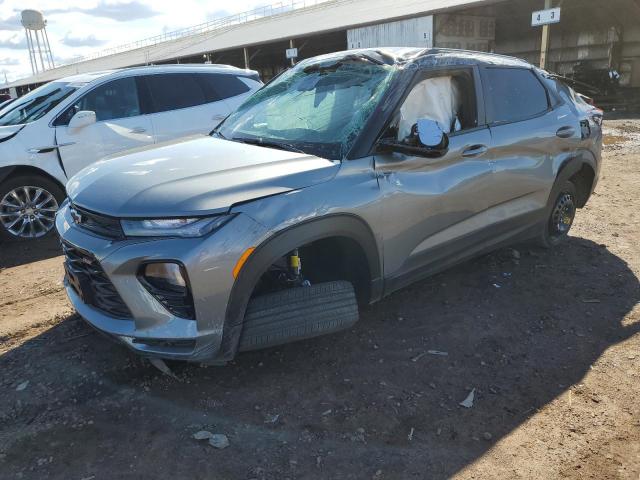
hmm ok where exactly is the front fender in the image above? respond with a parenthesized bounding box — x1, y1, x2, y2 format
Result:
(219, 214, 382, 360)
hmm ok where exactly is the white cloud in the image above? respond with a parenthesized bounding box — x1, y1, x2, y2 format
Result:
(61, 33, 107, 48)
(49, 1, 161, 22)
(0, 13, 21, 30)
(1, 0, 301, 83)
(0, 57, 20, 65)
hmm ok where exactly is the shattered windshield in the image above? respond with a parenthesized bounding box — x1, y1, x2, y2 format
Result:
(0, 82, 77, 127)
(217, 58, 397, 159)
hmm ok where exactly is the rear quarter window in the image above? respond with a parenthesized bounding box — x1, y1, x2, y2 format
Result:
(483, 68, 549, 124)
(196, 73, 251, 102)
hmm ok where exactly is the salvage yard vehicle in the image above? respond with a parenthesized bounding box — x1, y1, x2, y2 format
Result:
(0, 64, 261, 241)
(56, 48, 603, 364)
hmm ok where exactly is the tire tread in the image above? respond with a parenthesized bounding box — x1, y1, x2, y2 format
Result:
(238, 281, 358, 351)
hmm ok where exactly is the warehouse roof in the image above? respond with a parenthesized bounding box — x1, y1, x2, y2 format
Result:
(8, 0, 498, 88)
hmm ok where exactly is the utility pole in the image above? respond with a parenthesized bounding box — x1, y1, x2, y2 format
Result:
(539, 0, 552, 69)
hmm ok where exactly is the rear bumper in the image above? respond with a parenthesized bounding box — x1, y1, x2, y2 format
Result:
(56, 202, 269, 362)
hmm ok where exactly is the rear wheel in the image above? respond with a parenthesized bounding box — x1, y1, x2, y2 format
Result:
(539, 180, 577, 248)
(0, 175, 65, 241)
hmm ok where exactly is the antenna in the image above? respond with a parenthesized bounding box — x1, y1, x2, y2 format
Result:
(21, 10, 55, 75)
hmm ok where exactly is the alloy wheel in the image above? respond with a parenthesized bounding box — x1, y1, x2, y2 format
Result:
(0, 185, 59, 239)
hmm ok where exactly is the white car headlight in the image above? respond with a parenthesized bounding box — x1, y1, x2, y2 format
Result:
(121, 214, 234, 238)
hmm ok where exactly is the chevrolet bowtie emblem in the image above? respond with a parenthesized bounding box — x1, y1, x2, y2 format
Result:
(70, 207, 84, 224)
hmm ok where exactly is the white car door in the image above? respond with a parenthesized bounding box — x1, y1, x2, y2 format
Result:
(144, 73, 231, 143)
(55, 76, 154, 178)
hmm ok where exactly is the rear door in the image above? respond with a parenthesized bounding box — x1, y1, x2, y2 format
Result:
(480, 66, 579, 230)
(144, 73, 232, 143)
(55, 76, 154, 178)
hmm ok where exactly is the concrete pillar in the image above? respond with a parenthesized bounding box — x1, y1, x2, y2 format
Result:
(289, 39, 296, 66)
(243, 47, 250, 69)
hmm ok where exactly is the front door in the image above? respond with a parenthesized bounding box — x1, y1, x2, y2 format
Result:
(376, 68, 495, 292)
(55, 76, 154, 178)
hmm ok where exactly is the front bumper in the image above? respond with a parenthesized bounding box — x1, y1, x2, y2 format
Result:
(56, 203, 269, 362)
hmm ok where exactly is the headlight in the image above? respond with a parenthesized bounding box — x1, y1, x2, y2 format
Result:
(121, 214, 234, 238)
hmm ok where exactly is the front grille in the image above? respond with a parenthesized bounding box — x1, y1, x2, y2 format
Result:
(70, 204, 124, 239)
(62, 241, 132, 319)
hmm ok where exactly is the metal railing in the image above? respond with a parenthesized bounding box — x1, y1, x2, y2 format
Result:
(61, 0, 332, 66)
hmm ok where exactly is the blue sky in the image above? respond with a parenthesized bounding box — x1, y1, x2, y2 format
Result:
(0, 0, 287, 83)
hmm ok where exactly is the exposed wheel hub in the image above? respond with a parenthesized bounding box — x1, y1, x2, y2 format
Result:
(0, 186, 59, 239)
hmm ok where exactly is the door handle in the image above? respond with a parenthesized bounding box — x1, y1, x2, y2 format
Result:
(212, 115, 225, 121)
(28, 142, 75, 153)
(462, 145, 488, 158)
(130, 127, 147, 134)
(556, 126, 576, 138)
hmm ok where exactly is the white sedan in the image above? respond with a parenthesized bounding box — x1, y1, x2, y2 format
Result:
(0, 64, 262, 241)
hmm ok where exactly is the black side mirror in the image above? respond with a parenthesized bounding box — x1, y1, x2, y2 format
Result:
(377, 118, 449, 158)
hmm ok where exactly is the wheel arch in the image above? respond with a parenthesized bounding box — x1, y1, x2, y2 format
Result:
(219, 214, 382, 360)
(555, 155, 596, 208)
(0, 165, 66, 193)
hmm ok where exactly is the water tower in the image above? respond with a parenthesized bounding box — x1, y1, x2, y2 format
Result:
(21, 10, 55, 75)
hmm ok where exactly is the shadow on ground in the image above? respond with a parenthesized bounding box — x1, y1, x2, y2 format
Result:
(1, 237, 639, 479)
(0, 236, 62, 269)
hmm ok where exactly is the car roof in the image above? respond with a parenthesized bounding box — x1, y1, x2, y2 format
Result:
(57, 64, 258, 86)
(306, 47, 534, 70)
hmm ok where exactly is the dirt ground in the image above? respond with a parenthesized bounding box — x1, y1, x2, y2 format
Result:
(0, 119, 639, 480)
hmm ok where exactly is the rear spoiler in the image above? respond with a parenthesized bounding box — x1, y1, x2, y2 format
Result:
(546, 73, 600, 96)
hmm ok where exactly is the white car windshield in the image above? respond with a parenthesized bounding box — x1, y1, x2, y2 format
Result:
(218, 57, 397, 159)
(0, 82, 77, 127)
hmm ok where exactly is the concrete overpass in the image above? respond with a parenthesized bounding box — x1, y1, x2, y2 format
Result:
(5, 0, 640, 104)
(5, 0, 499, 88)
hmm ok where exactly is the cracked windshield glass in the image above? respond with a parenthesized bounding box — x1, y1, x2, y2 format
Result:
(218, 58, 397, 159)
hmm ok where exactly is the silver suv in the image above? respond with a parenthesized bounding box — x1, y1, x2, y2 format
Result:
(56, 48, 603, 364)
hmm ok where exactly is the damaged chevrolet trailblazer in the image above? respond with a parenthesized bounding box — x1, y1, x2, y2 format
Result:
(56, 48, 603, 363)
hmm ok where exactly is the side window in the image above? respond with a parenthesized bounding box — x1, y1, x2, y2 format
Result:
(393, 71, 478, 142)
(146, 73, 207, 113)
(55, 77, 141, 125)
(483, 68, 549, 124)
(196, 74, 251, 102)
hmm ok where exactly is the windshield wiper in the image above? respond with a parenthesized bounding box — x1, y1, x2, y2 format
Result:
(232, 137, 306, 154)
(211, 129, 226, 139)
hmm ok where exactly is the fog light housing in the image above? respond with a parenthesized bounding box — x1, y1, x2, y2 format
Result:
(139, 262, 195, 319)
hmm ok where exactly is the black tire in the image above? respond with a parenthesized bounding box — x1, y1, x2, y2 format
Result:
(0, 175, 65, 242)
(238, 280, 359, 352)
(539, 180, 577, 248)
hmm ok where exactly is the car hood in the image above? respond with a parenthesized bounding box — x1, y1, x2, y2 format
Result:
(67, 135, 340, 218)
(0, 124, 24, 142)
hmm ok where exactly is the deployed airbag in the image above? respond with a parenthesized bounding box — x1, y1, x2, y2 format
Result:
(398, 76, 460, 140)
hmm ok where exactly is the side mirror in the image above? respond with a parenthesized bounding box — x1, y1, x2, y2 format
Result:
(376, 118, 449, 158)
(68, 110, 96, 129)
(415, 118, 448, 150)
